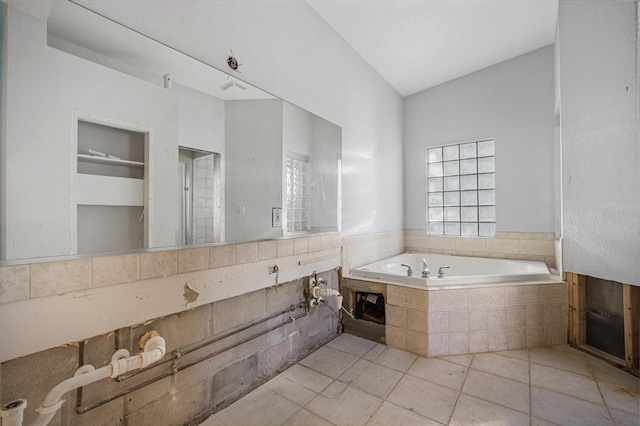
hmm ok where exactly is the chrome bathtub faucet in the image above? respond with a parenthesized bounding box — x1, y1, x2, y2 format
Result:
(400, 263, 413, 277)
(437, 266, 450, 278)
(422, 258, 430, 277)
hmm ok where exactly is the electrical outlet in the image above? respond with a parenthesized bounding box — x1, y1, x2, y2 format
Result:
(272, 207, 282, 227)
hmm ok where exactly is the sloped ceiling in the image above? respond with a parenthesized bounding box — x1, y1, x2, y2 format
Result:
(306, 0, 558, 96)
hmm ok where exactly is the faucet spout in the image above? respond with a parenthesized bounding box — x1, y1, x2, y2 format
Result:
(422, 259, 430, 277)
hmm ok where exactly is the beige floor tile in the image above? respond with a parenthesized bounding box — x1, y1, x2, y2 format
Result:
(549, 344, 586, 357)
(496, 348, 530, 361)
(327, 333, 377, 357)
(462, 369, 530, 414)
(374, 347, 417, 372)
(306, 386, 382, 426)
(351, 363, 403, 399)
(450, 394, 530, 426)
(531, 386, 611, 426)
(263, 375, 318, 406)
(530, 363, 603, 404)
(366, 401, 442, 426)
(588, 357, 640, 390)
(530, 347, 590, 376)
(471, 352, 529, 383)
(321, 380, 348, 399)
(387, 375, 458, 424)
(214, 387, 300, 426)
(609, 408, 640, 426)
(407, 357, 468, 391)
(282, 409, 334, 426)
(362, 343, 386, 361)
(598, 380, 640, 416)
(337, 358, 372, 384)
(279, 364, 333, 393)
(531, 417, 558, 426)
(299, 346, 359, 378)
(200, 415, 226, 426)
(439, 354, 474, 367)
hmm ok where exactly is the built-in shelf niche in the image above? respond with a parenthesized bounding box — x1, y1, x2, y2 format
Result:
(76, 119, 147, 254)
(77, 120, 145, 179)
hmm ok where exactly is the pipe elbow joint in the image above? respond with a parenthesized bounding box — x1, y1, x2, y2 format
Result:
(314, 288, 339, 297)
(144, 336, 166, 358)
(142, 336, 166, 368)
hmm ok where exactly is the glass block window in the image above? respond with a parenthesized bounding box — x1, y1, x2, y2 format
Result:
(286, 155, 310, 233)
(427, 139, 495, 237)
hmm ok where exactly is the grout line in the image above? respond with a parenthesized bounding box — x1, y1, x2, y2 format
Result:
(588, 354, 616, 424)
(447, 353, 474, 425)
(529, 348, 533, 426)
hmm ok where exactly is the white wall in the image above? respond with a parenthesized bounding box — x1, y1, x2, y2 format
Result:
(175, 82, 225, 154)
(225, 100, 283, 242)
(281, 102, 341, 233)
(310, 116, 342, 231)
(558, 1, 639, 286)
(76, 0, 405, 236)
(0, 8, 228, 259)
(283, 102, 312, 159)
(404, 46, 555, 233)
(0, 8, 176, 259)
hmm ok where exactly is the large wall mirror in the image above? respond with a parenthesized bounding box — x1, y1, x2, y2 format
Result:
(1, 0, 342, 261)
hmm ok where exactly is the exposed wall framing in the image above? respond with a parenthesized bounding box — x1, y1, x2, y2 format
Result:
(623, 284, 639, 370)
(567, 272, 586, 345)
(567, 272, 639, 372)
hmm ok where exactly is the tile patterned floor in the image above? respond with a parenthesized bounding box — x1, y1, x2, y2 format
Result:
(202, 333, 640, 426)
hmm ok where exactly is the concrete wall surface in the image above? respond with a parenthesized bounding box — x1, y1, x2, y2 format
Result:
(0, 272, 339, 425)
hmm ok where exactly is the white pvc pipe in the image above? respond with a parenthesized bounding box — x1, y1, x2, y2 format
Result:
(31, 366, 112, 426)
(29, 336, 166, 426)
(312, 287, 343, 310)
(0, 400, 27, 426)
(312, 287, 340, 298)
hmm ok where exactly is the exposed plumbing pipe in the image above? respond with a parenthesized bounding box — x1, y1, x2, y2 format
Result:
(312, 286, 343, 309)
(0, 400, 26, 426)
(76, 311, 307, 414)
(1, 336, 166, 426)
(115, 302, 304, 382)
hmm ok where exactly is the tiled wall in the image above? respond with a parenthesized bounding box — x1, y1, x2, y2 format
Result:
(404, 230, 558, 270)
(192, 155, 216, 244)
(340, 230, 557, 278)
(342, 230, 405, 272)
(0, 272, 339, 426)
(0, 234, 343, 305)
(385, 282, 568, 358)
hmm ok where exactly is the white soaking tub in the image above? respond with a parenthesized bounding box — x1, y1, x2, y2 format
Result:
(350, 252, 552, 288)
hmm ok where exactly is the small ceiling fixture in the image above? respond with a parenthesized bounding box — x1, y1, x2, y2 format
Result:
(220, 81, 247, 91)
(227, 49, 241, 72)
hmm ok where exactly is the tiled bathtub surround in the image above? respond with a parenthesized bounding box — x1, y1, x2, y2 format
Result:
(0, 234, 343, 305)
(404, 230, 558, 270)
(342, 231, 404, 271)
(385, 282, 568, 357)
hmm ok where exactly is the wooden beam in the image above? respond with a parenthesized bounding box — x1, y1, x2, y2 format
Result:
(623, 284, 639, 370)
(567, 272, 586, 346)
(567, 272, 575, 342)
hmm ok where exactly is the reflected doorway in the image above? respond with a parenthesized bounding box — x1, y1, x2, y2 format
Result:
(178, 147, 221, 245)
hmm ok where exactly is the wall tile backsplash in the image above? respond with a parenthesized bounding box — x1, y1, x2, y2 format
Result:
(0, 234, 343, 305)
(404, 230, 558, 270)
(342, 230, 405, 271)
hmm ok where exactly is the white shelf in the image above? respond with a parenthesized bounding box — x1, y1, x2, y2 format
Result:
(77, 174, 144, 206)
(77, 154, 144, 168)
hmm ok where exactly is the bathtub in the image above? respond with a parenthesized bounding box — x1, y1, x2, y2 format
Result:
(350, 252, 553, 288)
